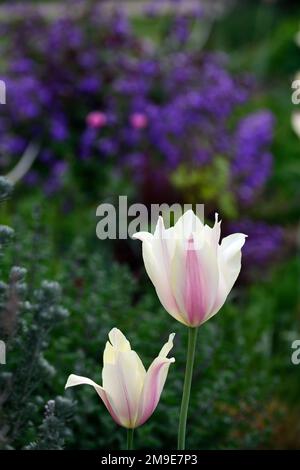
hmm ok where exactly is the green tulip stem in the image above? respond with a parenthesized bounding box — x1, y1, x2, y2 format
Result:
(127, 427, 134, 450)
(177, 326, 198, 450)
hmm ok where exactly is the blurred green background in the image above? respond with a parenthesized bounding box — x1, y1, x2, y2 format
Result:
(0, 0, 299, 450)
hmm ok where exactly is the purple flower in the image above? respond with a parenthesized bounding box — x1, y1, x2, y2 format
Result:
(40, 149, 54, 164)
(80, 128, 97, 160)
(78, 76, 102, 94)
(232, 111, 275, 204)
(24, 170, 39, 186)
(10, 58, 34, 74)
(172, 16, 191, 44)
(51, 116, 69, 142)
(228, 219, 283, 267)
(0, 135, 26, 155)
(194, 149, 211, 166)
(0, 3, 274, 211)
(44, 160, 68, 195)
(125, 152, 147, 180)
(98, 138, 119, 156)
(112, 11, 130, 37)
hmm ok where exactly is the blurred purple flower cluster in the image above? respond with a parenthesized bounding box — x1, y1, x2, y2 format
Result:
(0, 2, 281, 267)
(228, 219, 283, 268)
(232, 110, 274, 205)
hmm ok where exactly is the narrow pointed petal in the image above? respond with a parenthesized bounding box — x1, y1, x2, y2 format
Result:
(159, 333, 175, 358)
(65, 374, 102, 391)
(65, 374, 121, 426)
(136, 335, 175, 427)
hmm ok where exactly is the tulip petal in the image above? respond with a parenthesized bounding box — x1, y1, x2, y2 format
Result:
(208, 233, 247, 320)
(137, 334, 175, 427)
(204, 213, 221, 251)
(171, 234, 219, 326)
(109, 328, 131, 352)
(219, 233, 247, 293)
(102, 350, 145, 428)
(104, 329, 132, 365)
(103, 341, 116, 364)
(173, 209, 204, 240)
(65, 374, 121, 426)
(152, 216, 176, 261)
(132, 231, 154, 243)
(159, 332, 176, 358)
(135, 218, 183, 323)
(292, 112, 300, 138)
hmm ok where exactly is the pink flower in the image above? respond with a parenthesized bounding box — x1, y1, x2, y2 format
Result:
(133, 210, 247, 327)
(130, 112, 148, 129)
(65, 328, 175, 429)
(86, 111, 107, 129)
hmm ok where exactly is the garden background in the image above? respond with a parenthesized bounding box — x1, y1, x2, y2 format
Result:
(0, 0, 299, 450)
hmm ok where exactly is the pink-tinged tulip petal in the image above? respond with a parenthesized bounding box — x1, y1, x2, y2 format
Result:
(133, 211, 247, 327)
(171, 235, 219, 326)
(137, 334, 175, 426)
(208, 233, 247, 320)
(65, 329, 175, 429)
(134, 218, 183, 324)
(65, 374, 122, 426)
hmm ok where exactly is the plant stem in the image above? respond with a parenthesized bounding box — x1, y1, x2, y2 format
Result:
(127, 428, 134, 450)
(177, 326, 198, 450)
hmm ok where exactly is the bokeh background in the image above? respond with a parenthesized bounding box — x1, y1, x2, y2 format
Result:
(0, 0, 299, 449)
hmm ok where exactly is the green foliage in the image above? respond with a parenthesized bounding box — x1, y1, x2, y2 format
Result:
(0, 177, 13, 202)
(25, 397, 76, 450)
(171, 157, 237, 218)
(0, 179, 74, 450)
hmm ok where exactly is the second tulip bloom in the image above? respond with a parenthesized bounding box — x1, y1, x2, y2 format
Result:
(65, 328, 175, 429)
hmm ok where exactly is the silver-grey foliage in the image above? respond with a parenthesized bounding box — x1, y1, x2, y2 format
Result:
(0, 178, 74, 450)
